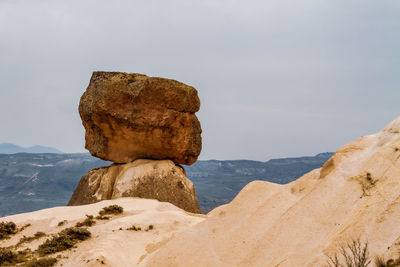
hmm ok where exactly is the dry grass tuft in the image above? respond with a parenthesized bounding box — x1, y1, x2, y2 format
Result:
(326, 238, 371, 267)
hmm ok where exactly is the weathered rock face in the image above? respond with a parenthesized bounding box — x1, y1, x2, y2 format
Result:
(68, 159, 201, 213)
(79, 71, 202, 165)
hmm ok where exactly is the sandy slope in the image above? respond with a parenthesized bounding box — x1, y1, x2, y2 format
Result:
(145, 117, 400, 266)
(0, 198, 205, 266)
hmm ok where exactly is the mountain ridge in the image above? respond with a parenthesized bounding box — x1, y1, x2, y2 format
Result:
(0, 143, 63, 154)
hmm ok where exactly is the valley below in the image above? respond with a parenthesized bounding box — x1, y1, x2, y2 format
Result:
(0, 152, 332, 216)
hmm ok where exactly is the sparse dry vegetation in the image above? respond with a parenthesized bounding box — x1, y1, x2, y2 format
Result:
(95, 215, 110, 220)
(17, 232, 46, 247)
(353, 172, 377, 198)
(99, 205, 123, 216)
(326, 239, 371, 267)
(18, 223, 31, 232)
(374, 255, 400, 267)
(38, 227, 91, 256)
(0, 248, 16, 266)
(0, 247, 32, 266)
(360, 173, 377, 197)
(1, 223, 90, 266)
(57, 220, 67, 227)
(127, 224, 154, 232)
(0, 222, 17, 240)
(75, 215, 96, 227)
(19, 224, 31, 232)
(24, 257, 57, 267)
(127, 225, 141, 231)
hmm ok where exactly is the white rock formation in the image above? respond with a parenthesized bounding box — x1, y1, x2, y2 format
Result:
(145, 117, 400, 266)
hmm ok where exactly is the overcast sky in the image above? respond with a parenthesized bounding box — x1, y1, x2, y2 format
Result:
(0, 0, 399, 161)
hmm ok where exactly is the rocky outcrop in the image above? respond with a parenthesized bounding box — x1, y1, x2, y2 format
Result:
(79, 71, 202, 165)
(68, 159, 201, 213)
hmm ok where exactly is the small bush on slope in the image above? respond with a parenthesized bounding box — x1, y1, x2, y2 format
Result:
(0, 222, 17, 240)
(75, 215, 96, 227)
(98, 205, 123, 216)
(326, 238, 371, 267)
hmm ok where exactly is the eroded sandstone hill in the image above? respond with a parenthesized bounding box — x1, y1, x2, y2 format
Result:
(145, 117, 400, 266)
(1, 117, 399, 266)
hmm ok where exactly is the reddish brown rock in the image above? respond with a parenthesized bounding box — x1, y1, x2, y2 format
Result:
(68, 159, 201, 214)
(79, 71, 202, 165)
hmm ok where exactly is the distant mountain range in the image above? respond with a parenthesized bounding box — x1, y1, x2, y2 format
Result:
(0, 143, 63, 154)
(0, 152, 333, 216)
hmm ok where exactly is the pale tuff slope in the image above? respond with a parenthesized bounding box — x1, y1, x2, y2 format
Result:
(1, 117, 399, 266)
(0, 198, 205, 266)
(145, 117, 400, 266)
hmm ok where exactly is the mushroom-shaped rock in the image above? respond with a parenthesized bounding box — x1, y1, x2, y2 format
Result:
(79, 72, 202, 165)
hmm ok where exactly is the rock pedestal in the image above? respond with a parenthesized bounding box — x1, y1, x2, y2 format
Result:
(68, 159, 201, 214)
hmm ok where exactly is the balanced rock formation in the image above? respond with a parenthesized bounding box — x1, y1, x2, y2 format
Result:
(68, 159, 201, 213)
(79, 71, 202, 165)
